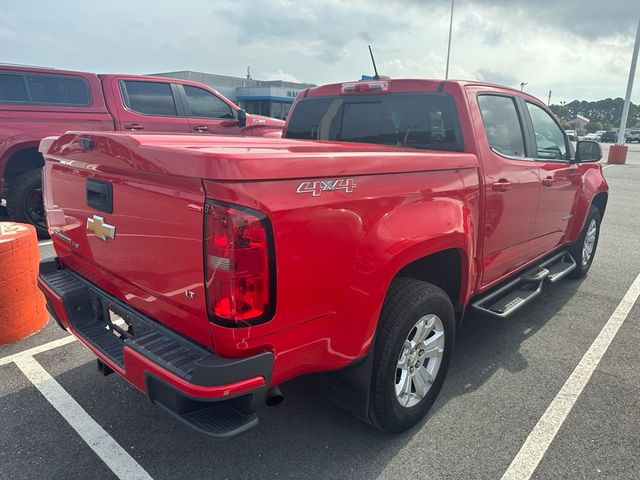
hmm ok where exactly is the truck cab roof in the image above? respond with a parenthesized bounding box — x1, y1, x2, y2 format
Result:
(302, 78, 544, 103)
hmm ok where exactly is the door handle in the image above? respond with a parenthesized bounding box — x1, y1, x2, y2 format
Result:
(542, 176, 555, 186)
(124, 123, 144, 131)
(193, 125, 209, 132)
(492, 179, 512, 192)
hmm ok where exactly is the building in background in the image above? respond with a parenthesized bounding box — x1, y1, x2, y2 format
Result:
(567, 114, 590, 135)
(151, 70, 314, 119)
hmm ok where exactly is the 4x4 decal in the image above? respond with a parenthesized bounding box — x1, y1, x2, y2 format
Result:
(296, 178, 357, 197)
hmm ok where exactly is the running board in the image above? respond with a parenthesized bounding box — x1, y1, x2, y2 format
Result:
(546, 252, 576, 283)
(472, 251, 577, 318)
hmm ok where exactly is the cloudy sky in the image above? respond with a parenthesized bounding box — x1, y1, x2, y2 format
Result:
(2, 0, 639, 103)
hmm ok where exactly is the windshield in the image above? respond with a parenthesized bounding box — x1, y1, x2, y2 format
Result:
(285, 93, 463, 152)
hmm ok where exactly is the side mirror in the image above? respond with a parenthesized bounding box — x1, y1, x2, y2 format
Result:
(574, 140, 602, 163)
(237, 109, 247, 128)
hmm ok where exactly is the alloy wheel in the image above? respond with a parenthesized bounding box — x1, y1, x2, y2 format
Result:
(582, 218, 597, 266)
(395, 314, 445, 408)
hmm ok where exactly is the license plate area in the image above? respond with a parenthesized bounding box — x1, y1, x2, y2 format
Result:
(106, 306, 133, 339)
(88, 290, 153, 344)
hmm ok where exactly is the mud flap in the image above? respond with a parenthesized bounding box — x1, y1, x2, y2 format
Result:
(320, 349, 374, 421)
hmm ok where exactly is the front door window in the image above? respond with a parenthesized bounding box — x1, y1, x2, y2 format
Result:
(526, 102, 567, 161)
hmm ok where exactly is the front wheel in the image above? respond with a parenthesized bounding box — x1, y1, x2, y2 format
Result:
(568, 206, 601, 278)
(368, 278, 455, 433)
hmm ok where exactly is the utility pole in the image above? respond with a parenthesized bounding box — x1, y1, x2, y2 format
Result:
(548, 90, 552, 106)
(445, 0, 454, 79)
(617, 17, 640, 145)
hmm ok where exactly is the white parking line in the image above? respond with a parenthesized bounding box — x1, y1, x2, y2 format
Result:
(0, 335, 76, 366)
(38, 240, 53, 246)
(14, 356, 153, 480)
(601, 164, 616, 170)
(501, 271, 640, 480)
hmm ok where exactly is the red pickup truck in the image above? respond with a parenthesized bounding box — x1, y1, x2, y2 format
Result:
(0, 65, 284, 234)
(38, 78, 607, 437)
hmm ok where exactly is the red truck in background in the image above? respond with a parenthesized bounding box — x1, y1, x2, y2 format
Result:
(38, 78, 607, 438)
(0, 65, 285, 235)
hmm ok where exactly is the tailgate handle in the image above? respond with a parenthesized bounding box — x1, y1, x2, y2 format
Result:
(86, 179, 113, 214)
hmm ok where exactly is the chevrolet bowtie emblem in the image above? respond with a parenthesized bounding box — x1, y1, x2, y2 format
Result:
(87, 215, 116, 241)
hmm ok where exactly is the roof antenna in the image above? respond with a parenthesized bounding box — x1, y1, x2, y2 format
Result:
(368, 45, 380, 80)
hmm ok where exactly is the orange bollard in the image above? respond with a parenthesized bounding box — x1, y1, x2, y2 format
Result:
(0, 222, 48, 345)
(607, 144, 628, 164)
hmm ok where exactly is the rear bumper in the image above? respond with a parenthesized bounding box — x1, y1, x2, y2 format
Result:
(38, 258, 273, 438)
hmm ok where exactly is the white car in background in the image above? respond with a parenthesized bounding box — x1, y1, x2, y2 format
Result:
(584, 133, 599, 141)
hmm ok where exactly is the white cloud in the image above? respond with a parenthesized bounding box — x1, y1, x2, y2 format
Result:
(1, 0, 639, 102)
(261, 69, 301, 83)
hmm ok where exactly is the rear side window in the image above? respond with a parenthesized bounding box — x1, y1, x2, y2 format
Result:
(0, 72, 89, 105)
(0, 74, 28, 102)
(26, 75, 90, 105)
(121, 81, 177, 116)
(285, 93, 463, 152)
(183, 86, 233, 119)
(478, 95, 525, 157)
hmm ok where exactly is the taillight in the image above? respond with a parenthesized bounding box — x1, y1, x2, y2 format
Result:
(204, 201, 275, 327)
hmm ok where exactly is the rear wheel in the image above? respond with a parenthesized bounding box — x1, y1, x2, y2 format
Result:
(368, 278, 455, 433)
(5, 169, 48, 237)
(568, 206, 601, 278)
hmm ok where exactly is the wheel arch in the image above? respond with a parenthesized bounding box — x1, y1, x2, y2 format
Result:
(591, 191, 608, 217)
(1, 143, 44, 197)
(566, 168, 608, 243)
(393, 247, 468, 315)
(321, 245, 469, 422)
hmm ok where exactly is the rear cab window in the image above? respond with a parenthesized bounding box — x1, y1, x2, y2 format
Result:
(120, 80, 177, 116)
(477, 95, 526, 157)
(285, 93, 463, 152)
(0, 72, 90, 106)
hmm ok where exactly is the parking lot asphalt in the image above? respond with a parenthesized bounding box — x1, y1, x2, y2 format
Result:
(1, 160, 639, 480)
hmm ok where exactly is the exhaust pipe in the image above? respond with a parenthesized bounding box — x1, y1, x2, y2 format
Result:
(265, 386, 284, 406)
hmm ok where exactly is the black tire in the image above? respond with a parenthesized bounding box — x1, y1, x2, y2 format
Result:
(5, 169, 48, 238)
(568, 206, 601, 278)
(368, 278, 455, 433)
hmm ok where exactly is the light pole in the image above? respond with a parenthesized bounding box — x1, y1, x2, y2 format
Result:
(617, 17, 640, 145)
(520, 82, 528, 91)
(445, 0, 454, 79)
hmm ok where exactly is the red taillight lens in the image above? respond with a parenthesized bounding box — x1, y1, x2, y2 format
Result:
(205, 201, 275, 326)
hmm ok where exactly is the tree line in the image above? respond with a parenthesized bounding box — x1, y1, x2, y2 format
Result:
(550, 98, 640, 132)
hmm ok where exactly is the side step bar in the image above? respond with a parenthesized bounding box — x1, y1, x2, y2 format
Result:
(472, 251, 576, 318)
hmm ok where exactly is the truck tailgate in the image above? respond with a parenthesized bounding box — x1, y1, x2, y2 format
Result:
(41, 134, 211, 348)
